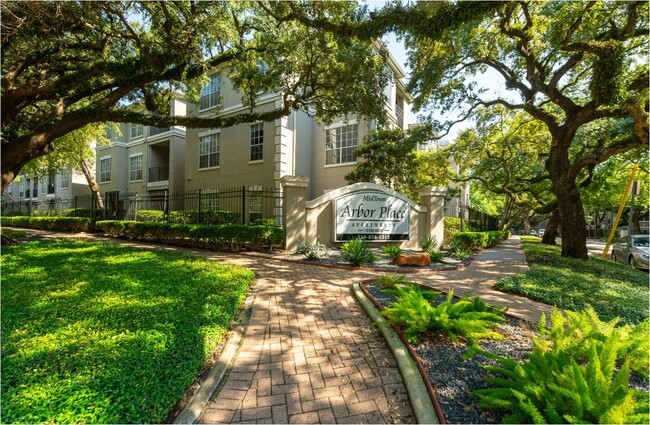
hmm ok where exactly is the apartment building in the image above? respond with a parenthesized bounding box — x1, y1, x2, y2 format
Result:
(183, 51, 411, 201)
(89, 48, 411, 222)
(95, 99, 189, 197)
(2, 166, 95, 212)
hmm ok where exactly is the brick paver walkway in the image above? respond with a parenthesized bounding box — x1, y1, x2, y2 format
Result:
(199, 259, 416, 424)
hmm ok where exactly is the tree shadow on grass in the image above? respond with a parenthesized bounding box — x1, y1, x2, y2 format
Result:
(1, 239, 253, 424)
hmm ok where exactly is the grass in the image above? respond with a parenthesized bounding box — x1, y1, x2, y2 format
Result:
(1, 239, 254, 424)
(495, 237, 649, 324)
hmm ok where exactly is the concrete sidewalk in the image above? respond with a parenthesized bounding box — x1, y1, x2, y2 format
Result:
(11, 230, 550, 424)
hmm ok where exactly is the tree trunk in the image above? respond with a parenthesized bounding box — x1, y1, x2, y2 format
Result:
(546, 133, 589, 260)
(79, 160, 104, 209)
(542, 208, 560, 245)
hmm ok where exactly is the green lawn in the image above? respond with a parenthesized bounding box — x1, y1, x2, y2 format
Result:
(495, 237, 649, 324)
(1, 239, 254, 424)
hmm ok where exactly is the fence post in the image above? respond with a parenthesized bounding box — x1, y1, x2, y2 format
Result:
(164, 191, 169, 222)
(198, 189, 202, 224)
(418, 187, 447, 249)
(241, 185, 246, 224)
(281, 176, 309, 252)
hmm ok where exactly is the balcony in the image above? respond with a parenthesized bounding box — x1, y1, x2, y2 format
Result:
(149, 165, 169, 182)
(149, 126, 170, 137)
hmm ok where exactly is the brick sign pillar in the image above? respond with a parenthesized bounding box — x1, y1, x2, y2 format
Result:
(418, 187, 447, 248)
(281, 176, 310, 252)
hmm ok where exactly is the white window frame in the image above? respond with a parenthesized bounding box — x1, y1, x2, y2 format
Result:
(325, 123, 359, 166)
(59, 170, 70, 189)
(200, 189, 219, 211)
(198, 132, 220, 169)
(130, 123, 144, 139)
(249, 187, 263, 222)
(99, 156, 112, 183)
(200, 75, 221, 110)
(19, 183, 25, 198)
(249, 122, 264, 162)
(46, 172, 56, 195)
(129, 153, 143, 182)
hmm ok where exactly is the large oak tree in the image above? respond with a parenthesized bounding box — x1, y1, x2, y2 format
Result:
(1, 0, 393, 192)
(405, 1, 649, 259)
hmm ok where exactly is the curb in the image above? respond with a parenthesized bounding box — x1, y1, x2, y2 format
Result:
(173, 306, 252, 424)
(352, 283, 440, 424)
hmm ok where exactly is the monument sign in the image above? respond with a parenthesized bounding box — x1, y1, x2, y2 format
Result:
(334, 191, 409, 241)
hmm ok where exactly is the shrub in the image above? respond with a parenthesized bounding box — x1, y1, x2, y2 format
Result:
(444, 216, 462, 245)
(135, 209, 165, 222)
(95, 220, 283, 251)
(297, 240, 330, 260)
(168, 210, 239, 225)
(1, 216, 94, 232)
(469, 308, 650, 424)
(340, 238, 378, 267)
(380, 245, 404, 259)
(30, 208, 105, 219)
(452, 232, 489, 251)
(382, 285, 507, 344)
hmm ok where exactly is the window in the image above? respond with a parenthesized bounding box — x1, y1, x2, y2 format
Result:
(199, 133, 219, 169)
(100, 157, 112, 183)
(200, 189, 219, 211)
(130, 124, 144, 139)
(325, 124, 358, 165)
(129, 154, 143, 181)
(24, 179, 31, 199)
(60, 170, 69, 189)
(19, 183, 24, 198)
(249, 191, 262, 222)
(250, 122, 264, 162)
(32, 178, 38, 198)
(47, 172, 56, 194)
(200, 75, 220, 110)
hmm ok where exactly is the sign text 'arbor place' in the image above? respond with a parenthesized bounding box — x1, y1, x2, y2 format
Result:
(335, 192, 409, 241)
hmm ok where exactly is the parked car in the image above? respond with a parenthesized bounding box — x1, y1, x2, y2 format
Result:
(538, 229, 545, 237)
(611, 235, 649, 270)
(530, 230, 537, 236)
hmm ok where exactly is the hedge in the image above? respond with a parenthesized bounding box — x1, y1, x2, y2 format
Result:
(95, 220, 283, 251)
(7, 208, 104, 219)
(131, 209, 241, 225)
(1, 216, 95, 233)
(451, 230, 511, 251)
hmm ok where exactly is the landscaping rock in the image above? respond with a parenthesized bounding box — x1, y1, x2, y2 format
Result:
(393, 253, 431, 267)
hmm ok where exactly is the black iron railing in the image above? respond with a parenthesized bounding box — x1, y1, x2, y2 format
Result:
(148, 165, 169, 182)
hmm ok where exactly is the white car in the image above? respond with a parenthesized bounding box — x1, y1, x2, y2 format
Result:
(539, 229, 545, 237)
(530, 230, 537, 236)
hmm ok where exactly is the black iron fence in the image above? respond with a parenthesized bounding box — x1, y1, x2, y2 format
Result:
(444, 203, 500, 232)
(2, 186, 283, 224)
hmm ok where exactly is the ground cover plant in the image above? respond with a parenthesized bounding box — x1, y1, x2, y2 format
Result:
(1, 239, 254, 424)
(495, 237, 649, 324)
(469, 309, 650, 424)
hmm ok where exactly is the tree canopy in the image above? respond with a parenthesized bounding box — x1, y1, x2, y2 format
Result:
(1, 0, 393, 191)
(404, 0, 649, 258)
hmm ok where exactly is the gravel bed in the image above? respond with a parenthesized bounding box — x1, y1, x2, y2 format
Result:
(364, 281, 650, 423)
(259, 247, 473, 271)
(365, 281, 534, 424)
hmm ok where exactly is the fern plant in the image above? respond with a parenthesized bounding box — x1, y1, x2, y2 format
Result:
(468, 307, 650, 424)
(470, 343, 649, 424)
(450, 240, 472, 261)
(340, 238, 378, 267)
(381, 286, 507, 343)
(534, 307, 649, 377)
(375, 274, 408, 289)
